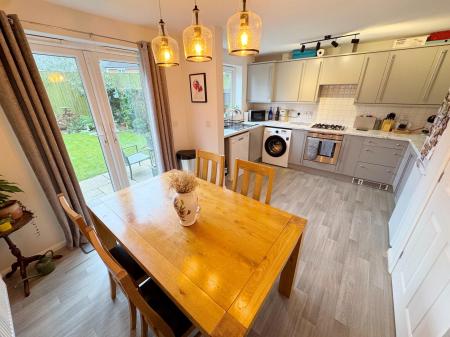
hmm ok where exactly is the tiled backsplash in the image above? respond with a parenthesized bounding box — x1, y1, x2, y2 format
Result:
(250, 84, 438, 129)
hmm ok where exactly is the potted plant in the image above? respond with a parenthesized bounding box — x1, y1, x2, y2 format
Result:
(169, 171, 200, 226)
(0, 176, 23, 220)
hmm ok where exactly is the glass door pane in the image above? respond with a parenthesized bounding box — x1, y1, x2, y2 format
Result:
(98, 59, 159, 184)
(33, 52, 116, 201)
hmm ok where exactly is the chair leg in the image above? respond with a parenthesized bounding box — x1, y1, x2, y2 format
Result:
(108, 271, 117, 301)
(140, 313, 148, 337)
(128, 300, 137, 333)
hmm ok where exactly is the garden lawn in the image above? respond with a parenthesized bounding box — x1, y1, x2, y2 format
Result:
(63, 131, 147, 181)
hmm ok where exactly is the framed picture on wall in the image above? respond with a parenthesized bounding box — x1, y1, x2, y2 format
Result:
(189, 73, 207, 103)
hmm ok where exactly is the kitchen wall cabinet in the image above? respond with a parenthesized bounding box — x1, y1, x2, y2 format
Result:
(273, 61, 303, 102)
(247, 63, 274, 103)
(335, 135, 364, 176)
(354, 52, 390, 104)
(298, 59, 322, 102)
(248, 126, 264, 162)
(319, 54, 365, 85)
(378, 47, 439, 104)
(421, 45, 450, 104)
(288, 129, 307, 166)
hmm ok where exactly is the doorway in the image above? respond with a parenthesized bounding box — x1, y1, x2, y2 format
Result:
(31, 42, 160, 202)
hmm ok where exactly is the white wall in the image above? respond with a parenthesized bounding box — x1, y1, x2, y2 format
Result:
(181, 27, 225, 154)
(0, 107, 66, 273)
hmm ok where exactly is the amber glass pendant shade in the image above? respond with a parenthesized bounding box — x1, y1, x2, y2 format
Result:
(151, 19, 180, 67)
(226, 0, 262, 56)
(183, 5, 213, 62)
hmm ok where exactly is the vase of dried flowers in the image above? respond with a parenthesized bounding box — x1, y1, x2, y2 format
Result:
(169, 171, 200, 226)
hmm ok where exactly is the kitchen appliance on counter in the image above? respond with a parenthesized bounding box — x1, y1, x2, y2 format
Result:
(249, 110, 266, 122)
(262, 127, 292, 167)
(311, 123, 346, 131)
(354, 116, 377, 131)
(303, 131, 343, 165)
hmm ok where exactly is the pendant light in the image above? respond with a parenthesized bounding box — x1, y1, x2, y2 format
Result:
(226, 0, 262, 56)
(183, 0, 213, 62)
(151, 0, 179, 67)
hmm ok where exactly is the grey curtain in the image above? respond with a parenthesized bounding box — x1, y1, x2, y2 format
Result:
(0, 12, 91, 248)
(138, 41, 177, 171)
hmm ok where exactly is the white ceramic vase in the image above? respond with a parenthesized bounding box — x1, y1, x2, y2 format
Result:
(173, 190, 200, 226)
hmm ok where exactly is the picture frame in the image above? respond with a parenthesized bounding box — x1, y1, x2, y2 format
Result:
(189, 73, 207, 103)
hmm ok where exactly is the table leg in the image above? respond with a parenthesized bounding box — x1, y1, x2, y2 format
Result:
(278, 234, 302, 298)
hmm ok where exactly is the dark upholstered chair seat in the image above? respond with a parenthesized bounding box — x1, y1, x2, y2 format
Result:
(139, 278, 192, 337)
(109, 245, 147, 281)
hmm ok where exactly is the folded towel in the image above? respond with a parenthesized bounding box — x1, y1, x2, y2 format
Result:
(305, 138, 320, 160)
(319, 140, 335, 157)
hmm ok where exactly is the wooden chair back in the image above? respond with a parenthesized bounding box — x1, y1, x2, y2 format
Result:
(58, 194, 177, 337)
(231, 159, 275, 204)
(194, 149, 225, 187)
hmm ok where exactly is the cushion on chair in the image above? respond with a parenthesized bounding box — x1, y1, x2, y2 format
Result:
(139, 279, 192, 337)
(109, 245, 147, 281)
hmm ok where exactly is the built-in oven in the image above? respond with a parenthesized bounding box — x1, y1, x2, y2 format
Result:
(249, 110, 266, 122)
(303, 132, 343, 165)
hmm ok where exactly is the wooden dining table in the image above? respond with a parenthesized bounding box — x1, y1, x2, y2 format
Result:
(89, 172, 307, 337)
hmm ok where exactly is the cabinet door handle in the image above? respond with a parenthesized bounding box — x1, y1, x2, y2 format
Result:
(355, 56, 370, 102)
(359, 165, 366, 168)
(364, 149, 371, 152)
(238, 137, 244, 141)
(422, 49, 447, 102)
(379, 54, 396, 101)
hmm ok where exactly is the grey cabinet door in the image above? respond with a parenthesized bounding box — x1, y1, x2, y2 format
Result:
(393, 145, 417, 201)
(273, 61, 303, 102)
(298, 59, 322, 102)
(378, 47, 439, 104)
(354, 52, 390, 104)
(249, 126, 264, 162)
(422, 45, 450, 105)
(288, 129, 307, 165)
(247, 63, 274, 103)
(335, 135, 364, 176)
(319, 54, 365, 85)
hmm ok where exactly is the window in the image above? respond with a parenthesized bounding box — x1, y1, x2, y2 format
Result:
(223, 65, 236, 111)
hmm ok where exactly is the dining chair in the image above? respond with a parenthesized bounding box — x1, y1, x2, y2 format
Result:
(80, 214, 198, 337)
(58, 194, 148, 334)
(194, 149, 225, 187)
(232, 159, 276, 205)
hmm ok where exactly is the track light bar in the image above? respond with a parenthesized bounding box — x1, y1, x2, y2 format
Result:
(299, 33, 360, 52)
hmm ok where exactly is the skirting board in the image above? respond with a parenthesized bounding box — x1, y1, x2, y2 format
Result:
(0, 240, 67, 277)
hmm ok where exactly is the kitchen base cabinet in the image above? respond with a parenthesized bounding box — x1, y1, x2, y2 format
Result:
(249, 126, 264, 162)
(354, 162, 396, 185)
(393, 145, 418, 202)
(335, 135, 364, 176)
(226, 132, 249, 179)
(288, 130, 307, 166)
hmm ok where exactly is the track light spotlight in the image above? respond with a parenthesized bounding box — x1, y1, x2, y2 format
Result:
(351, 35, 360, 44)
(300, 44, 305, 52)
(316, 41, 321, 50)
(331, 40, 339, 48)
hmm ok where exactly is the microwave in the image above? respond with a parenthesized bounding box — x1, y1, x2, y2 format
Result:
(249, 110, 266, 122)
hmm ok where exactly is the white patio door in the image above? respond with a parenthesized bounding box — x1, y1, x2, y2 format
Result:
(392, 159, 450, 337)
(31, 42, 160, 201)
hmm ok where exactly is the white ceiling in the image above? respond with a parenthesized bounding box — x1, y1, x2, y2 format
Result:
(45, 0, 450, 53)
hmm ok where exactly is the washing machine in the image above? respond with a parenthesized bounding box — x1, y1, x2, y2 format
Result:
(262, 127, 292, 167)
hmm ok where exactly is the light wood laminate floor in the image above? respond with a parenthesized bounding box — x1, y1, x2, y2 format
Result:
(6, 167, 396, 337)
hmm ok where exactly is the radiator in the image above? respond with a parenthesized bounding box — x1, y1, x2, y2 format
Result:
(0, 278, 15, 337)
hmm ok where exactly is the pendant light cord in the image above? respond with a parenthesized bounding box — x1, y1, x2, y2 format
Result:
(158, 0, 163, 20)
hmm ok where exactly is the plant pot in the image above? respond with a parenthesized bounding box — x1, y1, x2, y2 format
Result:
(173, 190, 200, 226)
(0, 200, 23, 220)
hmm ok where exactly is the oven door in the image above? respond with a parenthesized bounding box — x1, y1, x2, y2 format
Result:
(303, 136, 342, 165)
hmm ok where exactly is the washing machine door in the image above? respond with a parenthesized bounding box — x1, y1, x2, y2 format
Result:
(264, 135, 287, 157)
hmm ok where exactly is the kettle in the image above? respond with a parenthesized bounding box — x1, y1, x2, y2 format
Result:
(35, 250, 56, 275)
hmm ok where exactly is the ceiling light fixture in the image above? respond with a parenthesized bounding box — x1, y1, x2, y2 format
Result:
(227, 0, 262, 56)
(299, 33, 360, 51)
(183, 0, 213, 62)
(316, 41, 321, 50)
(331, 40, 339, 48)
(151, 0, 179, 67)
(300, 44, 305, 53)
(351, 35, 360, 44)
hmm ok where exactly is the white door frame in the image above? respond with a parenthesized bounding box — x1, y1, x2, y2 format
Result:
(30, 43, 124, 191)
